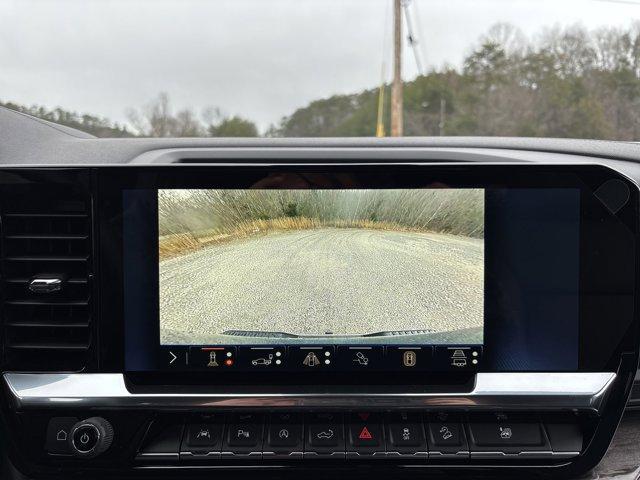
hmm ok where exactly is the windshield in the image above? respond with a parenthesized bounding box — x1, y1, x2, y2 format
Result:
(2, 0, 639, 139)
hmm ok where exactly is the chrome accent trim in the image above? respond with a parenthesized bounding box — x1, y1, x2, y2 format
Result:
(261, 451, 303, 459)
(137, 452, 178, 457)
(428, 451, 470, 459)
(345, 451, 389, 458)
(303, 451, 346, 459)
(469, 451, 579, 459)
(28, 276, 64, 294)
(386, 451, 429, 458)
(220, 451, 262, 458)
(3, 372, 615, 411)
(180, 451, 221, 459)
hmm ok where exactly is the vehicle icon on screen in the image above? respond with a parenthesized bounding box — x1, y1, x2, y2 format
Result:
(353, 351, 369, 366)
(451, 349, 468, 367)
(403, 350, 417, 367)
(251, 354, 273, 366)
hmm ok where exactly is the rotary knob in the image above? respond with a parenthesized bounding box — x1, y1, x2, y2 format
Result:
(69, 417, 114, 459)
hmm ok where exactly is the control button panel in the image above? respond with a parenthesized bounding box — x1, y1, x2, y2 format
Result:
(135, 411, 583, 464)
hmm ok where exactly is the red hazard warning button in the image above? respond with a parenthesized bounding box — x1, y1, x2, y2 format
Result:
(358, 426, 373, 440)
(348, 413, 382, 451)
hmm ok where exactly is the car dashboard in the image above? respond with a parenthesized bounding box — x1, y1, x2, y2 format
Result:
(0, 107, 640, 480)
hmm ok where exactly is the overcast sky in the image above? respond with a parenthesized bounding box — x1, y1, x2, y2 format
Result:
(1, 0, 639, 132)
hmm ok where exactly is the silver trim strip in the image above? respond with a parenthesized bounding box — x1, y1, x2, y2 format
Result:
(2, 372, 615, 411)
(469, 451, 580, 459)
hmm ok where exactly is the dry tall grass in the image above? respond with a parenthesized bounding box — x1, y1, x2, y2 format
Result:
(158, 189, 484, 260)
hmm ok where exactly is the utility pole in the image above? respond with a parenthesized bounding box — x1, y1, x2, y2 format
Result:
(375, 83, 385, 137)
(391, 0, 403, 137)
(439, 97, 446, 136)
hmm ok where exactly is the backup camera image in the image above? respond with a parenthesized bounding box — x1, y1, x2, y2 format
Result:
(158, 189, 484, 345)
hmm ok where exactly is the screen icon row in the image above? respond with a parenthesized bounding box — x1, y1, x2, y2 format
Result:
(162, 345, 482, 372)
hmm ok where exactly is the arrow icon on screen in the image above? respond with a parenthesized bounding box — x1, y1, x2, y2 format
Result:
(169, 351, 177, 365)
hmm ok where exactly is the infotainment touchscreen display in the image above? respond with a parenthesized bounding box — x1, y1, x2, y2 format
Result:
(114, 164, 636, 379)
(158, 188, 484, 349)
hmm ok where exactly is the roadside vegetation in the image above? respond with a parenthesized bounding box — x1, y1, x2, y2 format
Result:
(5, 22, 640, 140)
(273, 22, 640, 139)
(159, 189, 483, 260)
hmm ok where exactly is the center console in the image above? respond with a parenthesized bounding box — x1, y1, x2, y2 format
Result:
(0, 161, 638, 478)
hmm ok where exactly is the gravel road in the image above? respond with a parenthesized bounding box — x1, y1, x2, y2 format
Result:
(159, 228, 484, 345)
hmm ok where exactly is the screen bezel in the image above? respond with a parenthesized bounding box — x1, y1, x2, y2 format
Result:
(95, 162, 639, 385)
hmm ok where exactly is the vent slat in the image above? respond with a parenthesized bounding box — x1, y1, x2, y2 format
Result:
(5, 278, 87, 285)
(2, 193, 93, 372)
(5, 300, 89, 306)
(5, 256, 88, 262)
(4, 213, 88, 218)
(8, 343, 90, 351)
(5, 234, 88, 240)
(7, 320, 89, 328)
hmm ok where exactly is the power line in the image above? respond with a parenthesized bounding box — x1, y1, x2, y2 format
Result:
(593, 0, 640, 4)
(410, 0, 429, 72)
(380, 0, 392, 87)
(402, 0, 424, 75)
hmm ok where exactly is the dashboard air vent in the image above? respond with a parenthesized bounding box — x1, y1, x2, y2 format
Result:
(1, 194, 93, 371)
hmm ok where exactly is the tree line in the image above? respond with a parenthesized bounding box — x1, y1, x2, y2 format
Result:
(4, 22, 640, 140)
(0, 92, 258, 138)
(273, 22, 640, 139)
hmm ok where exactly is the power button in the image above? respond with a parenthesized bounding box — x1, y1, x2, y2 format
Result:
(72, 424, 100, 454)
(68, 417, 113, 458)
